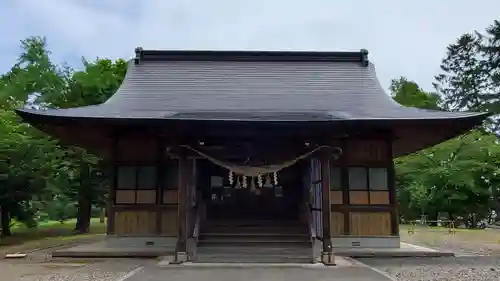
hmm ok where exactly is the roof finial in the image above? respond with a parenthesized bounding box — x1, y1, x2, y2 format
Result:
(134, 47, 144, 65)
(360, 49, 369, 67)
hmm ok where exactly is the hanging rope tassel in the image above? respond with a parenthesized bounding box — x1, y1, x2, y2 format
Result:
(234, 177, 241, 189)
(250, 177, 256, 192)
(228, 170, 234, 185)
(263, 174, 273, 188)
(242, 176, 248, 189)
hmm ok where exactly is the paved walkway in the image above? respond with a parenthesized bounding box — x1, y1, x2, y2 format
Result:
(0, 258, 393, 281)
(127, 266, 392, 281)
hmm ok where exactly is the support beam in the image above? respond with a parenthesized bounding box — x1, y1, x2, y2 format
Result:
(320, 153, 335, 265)
(175, 148, 188, 263)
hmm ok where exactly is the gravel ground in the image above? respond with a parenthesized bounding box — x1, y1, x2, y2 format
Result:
(359, 256, 500, 281)
(0, 258, 154, 281)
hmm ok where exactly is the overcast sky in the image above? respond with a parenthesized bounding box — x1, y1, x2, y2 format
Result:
(1, 0, 498, 92)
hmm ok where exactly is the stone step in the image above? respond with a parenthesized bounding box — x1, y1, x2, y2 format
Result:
(196, 245, 314, 263)
(206, 219, 300, 226)
(198, 239, 311, 247)
(195, 254, 313, 264)
(200, 233, 309, 241)
(197, 245, 313, 255)
(202, 226, 308, 235)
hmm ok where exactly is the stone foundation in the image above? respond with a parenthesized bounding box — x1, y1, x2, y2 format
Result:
(331, 236, 400, 248)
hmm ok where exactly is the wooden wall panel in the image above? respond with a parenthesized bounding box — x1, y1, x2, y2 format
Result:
(161, 209, 178, 236)
(349, 212, 391, 236)
(163, 190, 178, 204)
(136, 190, 156, 204)
(114, 211, 157, 235)
(115, 190, 135, 204)
(330, 212, 344, 235)
(349, 191, 369, 205)
(346, 140, 388, 165)
(369, 191, 390, 204)
(330, 191, 343, 205)
(116, 138, 156, 162)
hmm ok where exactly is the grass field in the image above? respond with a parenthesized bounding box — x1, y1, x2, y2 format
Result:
(400, 224, 500, 255)
(0, 218, 106, 252)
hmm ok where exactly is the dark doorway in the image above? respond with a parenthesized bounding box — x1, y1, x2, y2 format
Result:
(199, 160, 303, 222)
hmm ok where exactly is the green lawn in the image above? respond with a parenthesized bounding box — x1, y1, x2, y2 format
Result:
(0, 218, 106, 252)
(399, 224, 500, 255)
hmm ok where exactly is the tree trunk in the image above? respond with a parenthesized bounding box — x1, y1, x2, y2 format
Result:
(470, 213, 478, 229)
(491, 186, 500, 224)
(1, 207, 12, 237)
(74, 198, 92, 234)
(99, 208, 105, 223)
(428, 210, 438, 226)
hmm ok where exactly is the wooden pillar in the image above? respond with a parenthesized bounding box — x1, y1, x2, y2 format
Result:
(340, 139, 350, 235)
(106, 136, 118, 235)
(321, 152, 335, 265)
(175, 148, 188, 262)
(155, 137, 165, 234)
(387, 137, 399, 236)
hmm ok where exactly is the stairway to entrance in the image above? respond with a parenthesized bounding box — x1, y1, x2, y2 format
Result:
(195, 220, 314, 263)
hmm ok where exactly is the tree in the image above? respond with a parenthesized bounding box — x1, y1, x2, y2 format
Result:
(391, 77, 499, 227)
(434, 20, 500, 224)
(390, 76, 441, 109)
(0, 37, 69, 106)
(0, 36, 126, 235)
(0, 105, 63, 235)
(50, 58, 126, 233)
(396, 132, 499, 226)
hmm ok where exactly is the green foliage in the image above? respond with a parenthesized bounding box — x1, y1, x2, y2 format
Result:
(391, 74, 500, 227)
(431, 19, 500, 225)
(0, 36, 126, 235)
(396, 131, 499, 223)
(434, 20, 500, 126)
(390, 77, 441, 109)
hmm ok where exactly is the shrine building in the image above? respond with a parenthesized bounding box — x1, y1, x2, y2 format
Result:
(16, 49, 488, 264)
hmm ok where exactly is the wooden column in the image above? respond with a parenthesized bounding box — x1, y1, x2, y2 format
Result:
(106, 136, 118, 235)
(321, 152, 335, 265)
(175, 148, 188, 262)
(155, 137, 165, 234)
(340, 139, 350, 235)
(387, 137, 399, 236)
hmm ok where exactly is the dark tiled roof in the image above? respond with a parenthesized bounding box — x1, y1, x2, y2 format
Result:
(16, 50, 487, 122)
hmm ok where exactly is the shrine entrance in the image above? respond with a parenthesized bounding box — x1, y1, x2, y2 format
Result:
(200, 160, 303, 221)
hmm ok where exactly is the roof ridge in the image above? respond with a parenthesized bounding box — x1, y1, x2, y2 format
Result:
(133, 47, 369, 66)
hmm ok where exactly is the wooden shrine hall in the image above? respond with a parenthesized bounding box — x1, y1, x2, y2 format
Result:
(16, 48, 488, 264)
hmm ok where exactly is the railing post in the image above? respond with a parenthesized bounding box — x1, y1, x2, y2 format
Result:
(174, 148, 188, 263)
(321, 153, 335, 266)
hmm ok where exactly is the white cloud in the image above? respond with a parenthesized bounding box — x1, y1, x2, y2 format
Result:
(1, 0, 499, 91)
